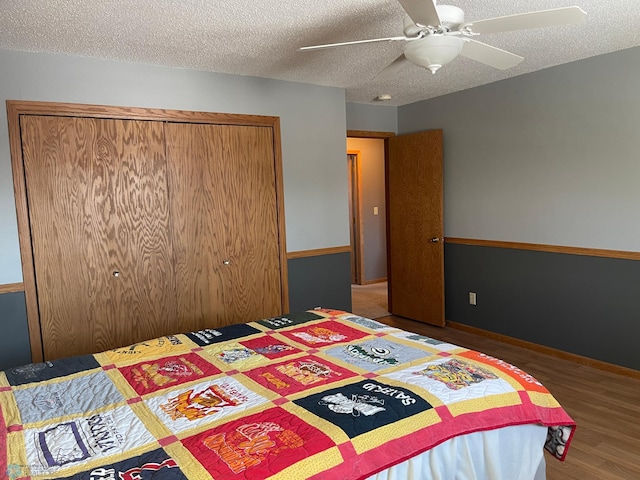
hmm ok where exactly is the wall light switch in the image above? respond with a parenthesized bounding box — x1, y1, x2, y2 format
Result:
(373, 206, 379, 215)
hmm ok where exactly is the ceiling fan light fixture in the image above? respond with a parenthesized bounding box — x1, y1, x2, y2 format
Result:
(403, 35, 465, 74)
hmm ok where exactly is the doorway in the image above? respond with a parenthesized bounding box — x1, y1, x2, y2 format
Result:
(346, 137, 388, 285)
(347, 136, 390, 318)
(347, 129, 445, 327)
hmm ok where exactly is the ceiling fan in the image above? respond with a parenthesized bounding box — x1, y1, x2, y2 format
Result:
(300, 0, 587, 76)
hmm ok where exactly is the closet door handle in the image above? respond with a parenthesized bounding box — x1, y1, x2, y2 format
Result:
(222, 260, 231, 265)
(112, 271, 120, 277)
(430, 237, 443, 243)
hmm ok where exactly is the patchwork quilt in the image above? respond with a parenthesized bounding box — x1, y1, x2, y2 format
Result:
(0, 309, 575, 479)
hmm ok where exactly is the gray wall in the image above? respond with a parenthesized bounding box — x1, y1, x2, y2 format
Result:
(346, 102, 397, 133)
(0, 49, 353, 368)
(399, 46, 640, 251)
(288, 253, 352, 313)
(445, 243, 640, 370)
(0, 292, 31, 370)
(396, 46, 640, 370)
(0, 49, 351, 284)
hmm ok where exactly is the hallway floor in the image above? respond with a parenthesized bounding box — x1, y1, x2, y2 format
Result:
(350, 281, 390, 319)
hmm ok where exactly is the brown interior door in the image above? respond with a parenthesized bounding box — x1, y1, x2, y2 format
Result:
(21, 115, 178, 360)
(387, 129, 444, 326)
(164, 123, 283, 328)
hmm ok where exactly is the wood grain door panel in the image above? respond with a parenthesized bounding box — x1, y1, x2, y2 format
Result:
(21, 116, 178, 359)
(164, 123, 282, 328)
(387, 130, 445, 326)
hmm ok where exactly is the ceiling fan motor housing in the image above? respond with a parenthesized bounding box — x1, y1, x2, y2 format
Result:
(403, 5, 465, 35)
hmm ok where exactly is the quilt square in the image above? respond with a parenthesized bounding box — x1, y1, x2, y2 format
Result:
(384, 357, 516, 404)
(145, 377, 269, 434)
(57, 447, 187, 479)
(202, 342, 267, 369)
(390, 331, 462, 352)
(341, 315, 395, 331)
(104, 336, 189, 364)
(118, 353, 221, 396)
(325, 338, 428, 372)
(182, 406, 334, 479)
(460, 350, 549, 393)
(186, 324, 261, 347)
(256, 312, 324, 330)
(13, 371, 124, 424)
(22, 405, 156, 476)
(240, 336, 302, 360)
(4, 355, 100, 386)
(280, 320, 367, 348)
(294, 379, 432, 439)
(244, 355, 356, 396)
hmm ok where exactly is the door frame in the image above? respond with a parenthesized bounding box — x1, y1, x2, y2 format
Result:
(346, 129, 395, 291)
(347, 129, 445, 322)
(8, 100, 290, 362)
(347, 150, 365, 284)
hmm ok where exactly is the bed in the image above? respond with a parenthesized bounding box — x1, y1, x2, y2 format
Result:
(0, 309, 574, 479)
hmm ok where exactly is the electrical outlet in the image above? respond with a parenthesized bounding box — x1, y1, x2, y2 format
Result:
(469, 292, 477, 306)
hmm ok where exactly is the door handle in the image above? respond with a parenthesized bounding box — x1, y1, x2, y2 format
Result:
(430, 237, 443, 243)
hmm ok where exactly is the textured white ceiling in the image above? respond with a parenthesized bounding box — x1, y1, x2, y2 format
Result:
(1, 0, 639, 106)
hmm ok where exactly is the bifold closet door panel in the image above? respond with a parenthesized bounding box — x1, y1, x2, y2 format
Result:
(164, 123, 283, 328)
(21, 115, 178, 360)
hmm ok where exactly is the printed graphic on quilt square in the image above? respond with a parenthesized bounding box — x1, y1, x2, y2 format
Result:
(256, 311, 324, 330)
(21, 405, 156, 477)
(294, 379, 432, 439)
(13, 370, 125, 424)
(239, 336, 302, 360)
(325, 338, 428, 372)
(458, 350, 549, 394)
(103, 336, 190, 364)
(186, 323, 262, 347)
(118, 353, 222, 396)
(55, 447, 187, 479)
(202, 342, 267, 370)
(4, 355, 100, 386)
(279, 320, 368, 348)
(182, 406, 334, 480)
(244, 355, 357, 396)
(384, 357, 516, 404)
(145, 377, 269, 434)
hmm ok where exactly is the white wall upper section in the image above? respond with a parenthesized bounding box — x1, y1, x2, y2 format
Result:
(398, 47, 640, 252)
(0, 49, 350, 284)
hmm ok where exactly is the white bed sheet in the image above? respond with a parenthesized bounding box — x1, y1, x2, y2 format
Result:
(367, 424, 548, 480)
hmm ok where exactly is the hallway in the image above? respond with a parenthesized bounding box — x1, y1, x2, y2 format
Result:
(350, 281, 390, 319)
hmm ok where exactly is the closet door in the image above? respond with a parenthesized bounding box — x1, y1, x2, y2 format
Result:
(21, 115, 178, 359)
(164, 123, 283, 328)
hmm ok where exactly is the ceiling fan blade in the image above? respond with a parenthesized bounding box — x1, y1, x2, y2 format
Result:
(460, 40, 524, 70)
(299, 36, 407, 51)
(373, 54, 411, 81)
(461, 6, 586, 35)
(397, 0, 440, 27)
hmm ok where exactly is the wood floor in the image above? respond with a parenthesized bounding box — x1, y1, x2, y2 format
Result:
(377, 315, 640, 480)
